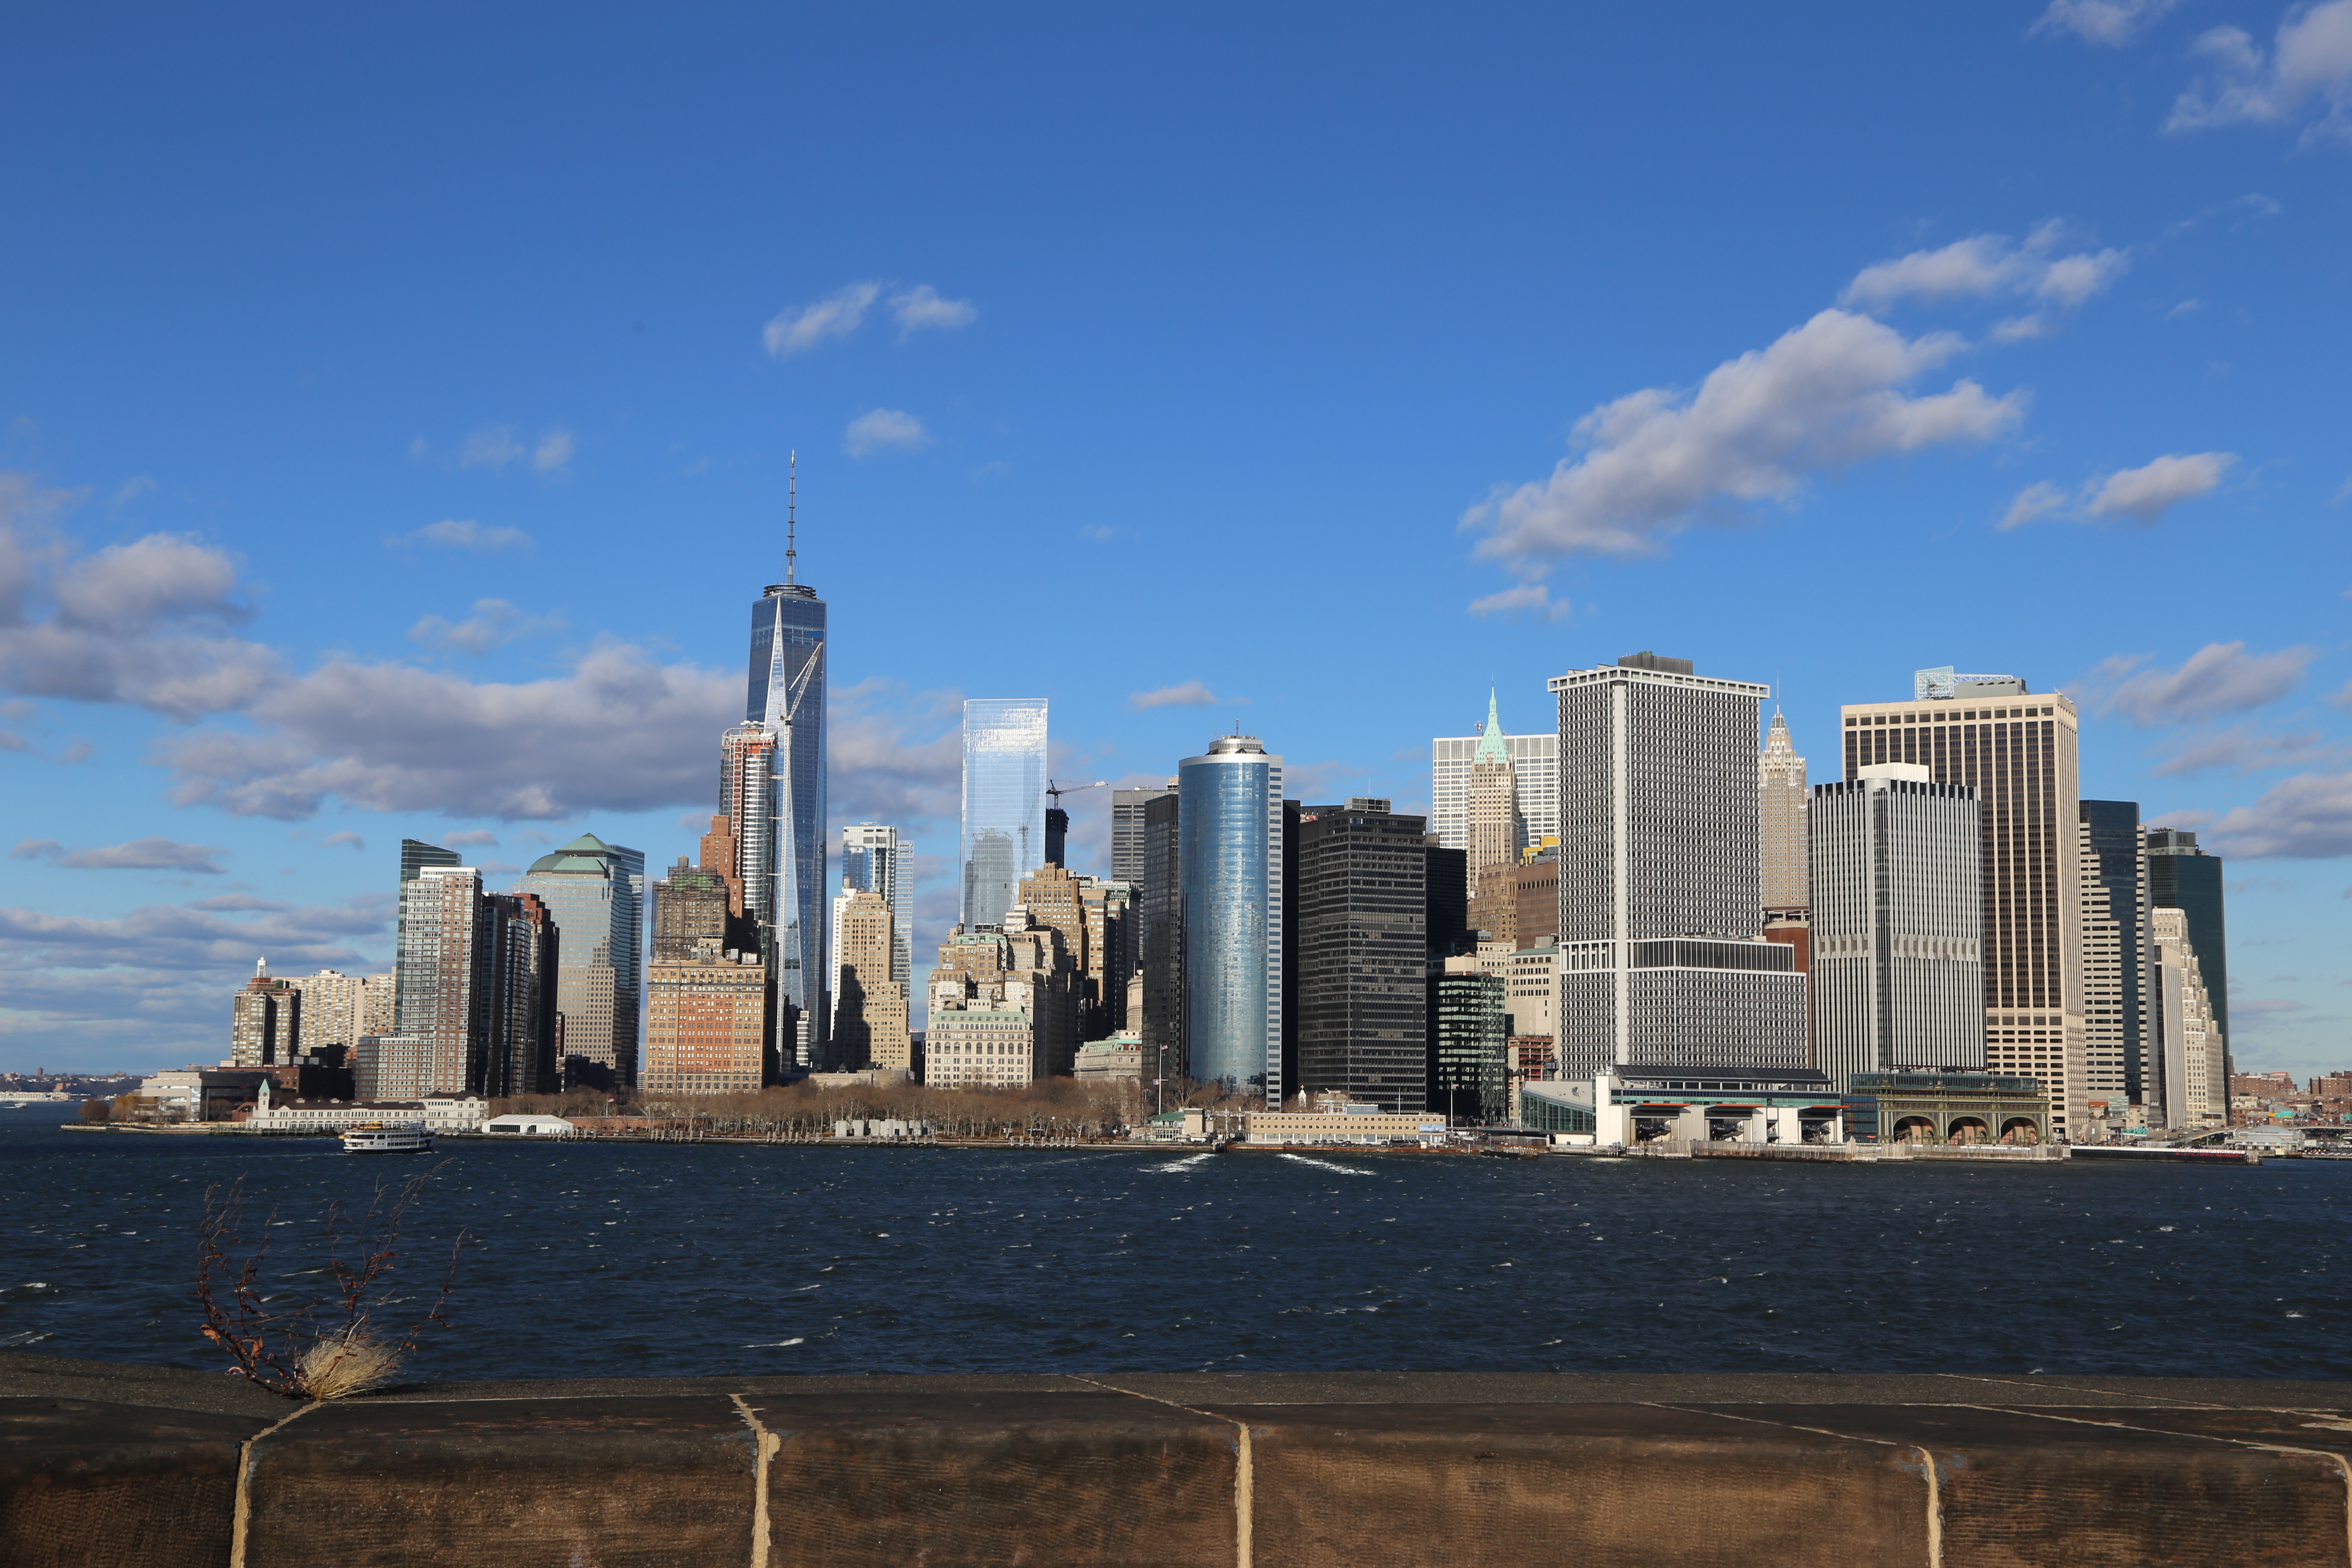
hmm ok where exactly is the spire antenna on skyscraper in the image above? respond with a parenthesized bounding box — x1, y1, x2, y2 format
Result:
(786, 449, 798, 586)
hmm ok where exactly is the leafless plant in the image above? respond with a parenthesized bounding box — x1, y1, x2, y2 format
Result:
(195, 1166, 463, 1399)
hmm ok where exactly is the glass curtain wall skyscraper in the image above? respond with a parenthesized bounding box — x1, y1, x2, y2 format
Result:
(1178, 734, 1285, 1101)
(961, 698, 1047, 929)
(747, 524, 827, 1066)
(517, 833, 645, 1088)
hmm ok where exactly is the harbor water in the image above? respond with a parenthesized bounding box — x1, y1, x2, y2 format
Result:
(1, 1106, 2343, 1382)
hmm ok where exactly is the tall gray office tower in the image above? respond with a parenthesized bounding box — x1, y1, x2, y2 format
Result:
(517, 834, 646, 1087)
(1809, 764, 1984, 1090)
(2079, 801, 2153, 1115)
(2144, 827, 2228, 1082)
(1294, 799, 1427, 1113)
(1552, 652, 1807, 1079)
(1112, 784, 1173, 885)
(960, 698, 1047, 927)
(1140, 790, 1185, 1090)
(746, 466, 827, 1067)
(1178, 735, 1286, 1100)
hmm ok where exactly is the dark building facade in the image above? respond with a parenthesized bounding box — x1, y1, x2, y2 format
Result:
(1293, 800, 1428, 1115)
(1139, 791, 1185, 1089)
(2146, 826, 2229, 1081)
(1430, 970, 1508, 1124)
(2079, 800, 2153, 1107)
(1425, 842, 1469, 960)
(1112, 785, 1173, 887)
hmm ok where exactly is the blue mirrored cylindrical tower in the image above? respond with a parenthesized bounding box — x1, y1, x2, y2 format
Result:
(1178, 735, 1284, 1099)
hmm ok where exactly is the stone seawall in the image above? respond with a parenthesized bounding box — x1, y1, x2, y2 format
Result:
(5, 1353, 2351, 1566)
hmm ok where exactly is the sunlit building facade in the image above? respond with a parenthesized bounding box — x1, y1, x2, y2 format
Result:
(517, 834, 646, 1088)
(961, 698, 1047, 928)
(1178, 734, 1285, 1100)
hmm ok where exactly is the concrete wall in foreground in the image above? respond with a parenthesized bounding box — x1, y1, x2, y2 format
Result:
(5, 1356, 2352, 1566)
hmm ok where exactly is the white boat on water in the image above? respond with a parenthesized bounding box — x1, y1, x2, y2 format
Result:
(342, 1122, 435, 1154)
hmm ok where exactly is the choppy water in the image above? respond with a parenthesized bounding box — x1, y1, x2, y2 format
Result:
(2, 1106, 2344, 1381)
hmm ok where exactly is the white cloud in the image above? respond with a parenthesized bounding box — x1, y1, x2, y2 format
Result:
(407, 598, 563, 654)
(890, 285, 977, 338)
(10, 836, 228, 873)
(318, 830, 365, 850)
(0, 484, 280, 720)
(2152, 727, 2343, 775)
(386, 519, 534, 553)
(2032, 0, 2187, 45)
(458, 426, 524, 469)
(1841, 226, 2130, 312)
(161, 639, 741, 821)
(825, 679, 964, 831)
(532, 431, 574, 473)
(441, 830, 499, 847)
(1467, 584, 1573, 622)
(2209, 768, 2352, 858)
(112, 476, 156, 505)
(1127, 680, 1221, 710)
(1462, 309, 2023, 568)
(2092, 641, 2317, 725)
(763, 282, 881, 358)
(1998, 452, 2236, 528)
(843, 408, 931, 458)
(2168, 1, 2352, 144)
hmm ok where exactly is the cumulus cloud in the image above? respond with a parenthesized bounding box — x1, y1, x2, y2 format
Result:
(843, 408, 931, 457)
(1467, 584, 1574, 622)
(2208, 769, 2352, 858)
(407, 598, 564, 654)
(890, 285, 977, 338)
(2092, 641, 2316, 725)
(1998, 452, 2236, 528)
(385, 519, 534, 553)
(1462, 309, 2023, 569)
(11, 836, 229, 873)
(0, 483, 280, 720)
(318, 830, 365, 850)
(160, 639, 741, 821)
(2032, 0, 2187, 45)
(533, 431, 574, 473)
(1128, 680, 1221, 710)
(1841, 225, 2130, 314)
(827, 679, 963, 831)
(2168, 1, 2352, 144)
(2153, 727, 2343, 775)
(763, 282, 881, 358)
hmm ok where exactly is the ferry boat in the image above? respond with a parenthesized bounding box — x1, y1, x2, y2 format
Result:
(342, 1122, 435, 1154)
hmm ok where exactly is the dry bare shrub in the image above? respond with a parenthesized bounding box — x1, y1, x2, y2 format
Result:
(196, 1167, 462, 1399)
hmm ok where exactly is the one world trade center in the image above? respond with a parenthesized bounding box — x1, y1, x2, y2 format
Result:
(741, 469, 827, 1068)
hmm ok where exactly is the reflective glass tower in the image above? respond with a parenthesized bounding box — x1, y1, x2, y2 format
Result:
(1178, 734, 1285, 1100)
(960, 698, 1047, 928)
(838, 823, 911, 987)
(746, 472, 827, 1066)
(517, 833, 646, 1087)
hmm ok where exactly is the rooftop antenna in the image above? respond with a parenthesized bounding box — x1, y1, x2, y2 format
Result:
(785, 450, 798, 585)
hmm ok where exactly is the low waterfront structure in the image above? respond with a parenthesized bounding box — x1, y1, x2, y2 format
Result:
(244, 1078, 487, 1133)
(1519, 1067, 1846, 1145)
(926, 1008, 1038, 1087)
(1847, 1070, 2048, 1145)
(482, 1114, 574, 1136)
(1244, 1109, 1449, 1145)
(1073, 1032, 1142, 1081)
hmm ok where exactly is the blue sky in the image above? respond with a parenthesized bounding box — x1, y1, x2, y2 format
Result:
(3, 2, 2348, 1075)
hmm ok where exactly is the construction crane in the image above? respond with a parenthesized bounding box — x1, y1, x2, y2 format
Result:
(1045, 778, 1107, 806)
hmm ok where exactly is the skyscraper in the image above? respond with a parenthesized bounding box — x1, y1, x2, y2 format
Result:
(2152, 906, 2226, 1130)
(479, 891, 558, 1098)
(230, 959, 301, 1066)
(1432, 702, 1557, 855)
(1177, 734, 1285, 1099)
(1808, 763, 1984, 1091)
(831, 886, 910, 1074)
(2079, 801, 2153, 1118)
(1140, 790, 1185, 1089)
(1759, 709, 1807, 915)
(1111, 784, 1173, 885)
(1465, 692, 1524, 946)
(2145, 827, 2229, 1076)
(1553, 652, 1807, 1080)
(961, 698, 1048, 928)
(745, 484, 827, 1067)
(1841, 671, 2088, 1137)
(517, 833, 646, 1088)
(395, 864, 483, 1095)
(838, 824, 911, 989)
(1293, 798, 1427, 1114)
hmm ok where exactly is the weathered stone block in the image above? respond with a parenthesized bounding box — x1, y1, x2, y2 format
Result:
(242, 1395, 754, 1568)
(0, 1397, 263, 1568)
(742, 1389, 1237, 1566)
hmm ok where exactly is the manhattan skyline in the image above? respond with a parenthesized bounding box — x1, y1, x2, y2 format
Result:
(1, 5, 2347, 1075)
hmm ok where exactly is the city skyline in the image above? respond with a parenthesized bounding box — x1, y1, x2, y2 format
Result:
(4, 6, 2350, 1076)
